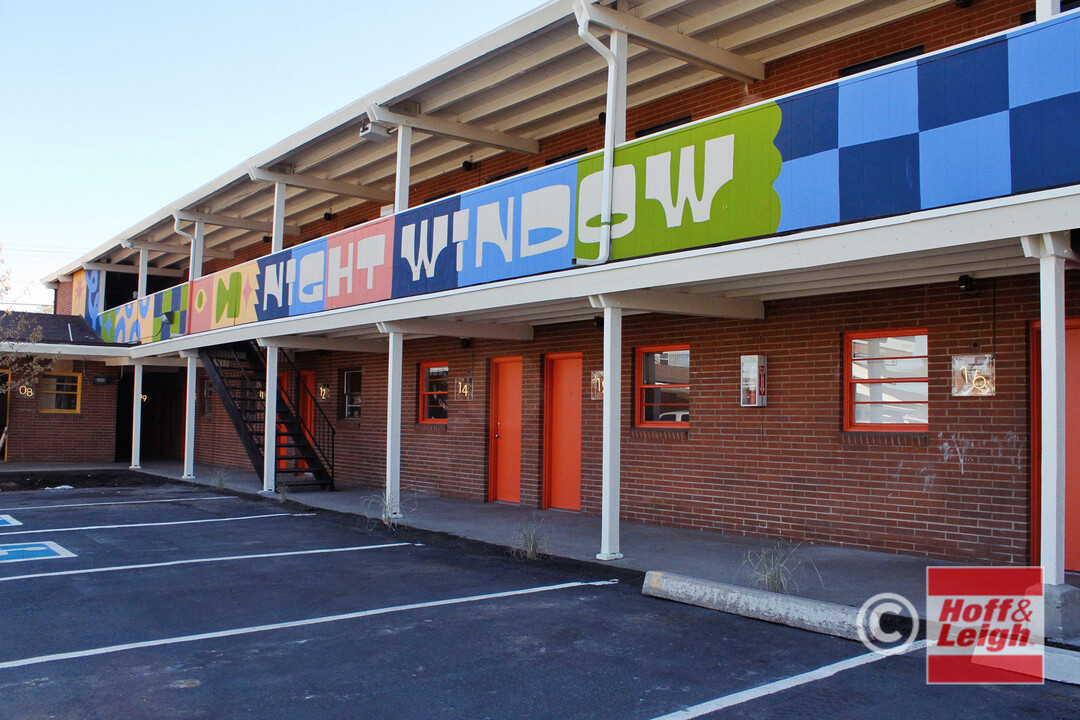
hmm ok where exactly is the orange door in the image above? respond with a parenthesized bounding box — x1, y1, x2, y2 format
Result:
(298, 371, 315, 470)
(490, 356, 522, 503)
(1031, 319, 1080, 571)
(545, 353, 582, 511)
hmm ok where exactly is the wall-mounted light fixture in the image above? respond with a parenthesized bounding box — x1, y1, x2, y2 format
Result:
(323, 212, 336, 222)
(958, 274, 978, 294)
(462, 160, 475, 172)
(359, 120, 392, 142)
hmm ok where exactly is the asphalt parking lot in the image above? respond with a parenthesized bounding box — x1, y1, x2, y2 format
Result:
(0, 481, 1077, 719)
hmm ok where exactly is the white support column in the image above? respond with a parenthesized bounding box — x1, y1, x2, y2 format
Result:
(136, 249, 149, 298)
(1040, 249, 1068, 586)
(394, 125, 413, 213)
(1036, 0, 1061, 22)
(97, 270, 107, 315)
(190, 220, 205, 281)
(598, 305, 623, 560)
(130, 363, 144, 470)
(1022, 232, 1074, 586)
(385, 331, 403, 517)
(183, 355, 198, 478)
(262, 347, 279, 493)
(271, 182, 286, 253)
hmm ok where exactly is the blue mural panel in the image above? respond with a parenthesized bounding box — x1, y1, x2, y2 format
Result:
(253, 238, 328, 320)
(456, 163, 577, 287)
(918, 38, 1009, 131)
(1010, 90, 1080, 193)
(1008, 13, 1080, 108)
(774, 85, 838, 161)
(392, 197, 462, 298)
(838, 63, 919, 148)
(775, 149, 839, 232)
(920, 111, 1011, 208)
(839, 134, 920, 222)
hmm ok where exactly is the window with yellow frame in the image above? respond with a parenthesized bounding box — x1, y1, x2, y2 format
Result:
(38, 372, 81, 414)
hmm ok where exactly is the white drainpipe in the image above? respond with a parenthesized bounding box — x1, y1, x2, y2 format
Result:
(573, 1, 621, 267)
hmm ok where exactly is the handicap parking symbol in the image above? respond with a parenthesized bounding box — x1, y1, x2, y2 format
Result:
(0, 514, 23, 527)
(0, 541, 76, 563)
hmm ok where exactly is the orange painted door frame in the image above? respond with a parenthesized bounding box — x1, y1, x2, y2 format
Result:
(1029, 318, 1080, 571)
(489, 356, 523, 503)
(544, 353, 582, 511)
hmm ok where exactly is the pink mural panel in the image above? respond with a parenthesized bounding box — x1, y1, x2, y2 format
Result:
(324, 217, 395, 310)
(188, 276, 215, 335)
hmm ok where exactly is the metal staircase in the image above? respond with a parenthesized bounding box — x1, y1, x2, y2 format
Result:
(200, 341, 334, 491)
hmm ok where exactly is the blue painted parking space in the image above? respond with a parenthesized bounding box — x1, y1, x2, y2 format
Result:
(0, 514, 23, 527)
(0, 541, 75, 564)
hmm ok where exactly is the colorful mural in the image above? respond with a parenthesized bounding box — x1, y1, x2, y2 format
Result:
(85, 12, 1080, 345)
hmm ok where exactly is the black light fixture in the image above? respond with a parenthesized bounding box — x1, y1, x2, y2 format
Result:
(592, 316, 604, 329)
(462, 160, 475, 172)
(955, 0, 973, 7)
(262, 235, 271, 243)
(958, 274, 978, 294)
(323, 211, 337, 222)
(460, 338, 473, 349)
(598, 111, 606, 125)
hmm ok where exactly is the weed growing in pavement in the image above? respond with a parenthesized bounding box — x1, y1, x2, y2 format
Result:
(742, 542, 821, 594)
(511, 513, 546, 560)
(361, 490, 403, 529)
(210, 468, 229, 491)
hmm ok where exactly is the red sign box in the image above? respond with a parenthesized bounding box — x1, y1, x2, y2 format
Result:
(926, 566, 1043, 684)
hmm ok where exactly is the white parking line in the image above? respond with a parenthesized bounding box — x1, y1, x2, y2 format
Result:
(0, 542, 413, 582)
(650, 640, 929, 720)
(0, 579, 618, 670)
(0, 496, 238, 512)
(0, 513, 313, 537)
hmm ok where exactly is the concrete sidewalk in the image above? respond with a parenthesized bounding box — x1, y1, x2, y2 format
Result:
(129, 461, 934, 614)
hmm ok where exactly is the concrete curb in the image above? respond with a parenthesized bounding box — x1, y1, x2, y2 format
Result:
(643, 570, 864, 640)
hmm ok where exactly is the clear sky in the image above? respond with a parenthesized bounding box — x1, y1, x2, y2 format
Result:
(0, 0, 543, 311)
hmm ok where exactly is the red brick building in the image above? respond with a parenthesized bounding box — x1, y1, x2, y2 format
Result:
(36, 0, 1080, 633)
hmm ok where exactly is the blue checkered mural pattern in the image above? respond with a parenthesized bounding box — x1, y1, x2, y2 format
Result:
(774, 11, 1080, 232)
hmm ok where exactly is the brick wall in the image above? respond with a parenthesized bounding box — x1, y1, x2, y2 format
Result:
(249, 271, 1075, 566)
(5, 362, 118, 463)
(54, 283, 73, 315)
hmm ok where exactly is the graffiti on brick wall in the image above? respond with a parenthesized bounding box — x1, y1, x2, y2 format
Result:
(92, 13, 1080, 344)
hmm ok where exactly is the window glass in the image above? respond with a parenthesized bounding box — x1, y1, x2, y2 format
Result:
(420, 362, 449, 423)
(637, 346, 690, 426)
(846, 331, 927, 431)
(39, 373, 81, 413)
(343, 371, 361, 418)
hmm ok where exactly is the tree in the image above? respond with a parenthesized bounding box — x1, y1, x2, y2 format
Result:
(0, 251, 53, 394)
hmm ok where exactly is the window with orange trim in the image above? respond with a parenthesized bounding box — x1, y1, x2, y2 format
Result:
(843, 329, 928, 431)
(419, 361, 449, 424)
(636, 345, 690, 427)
